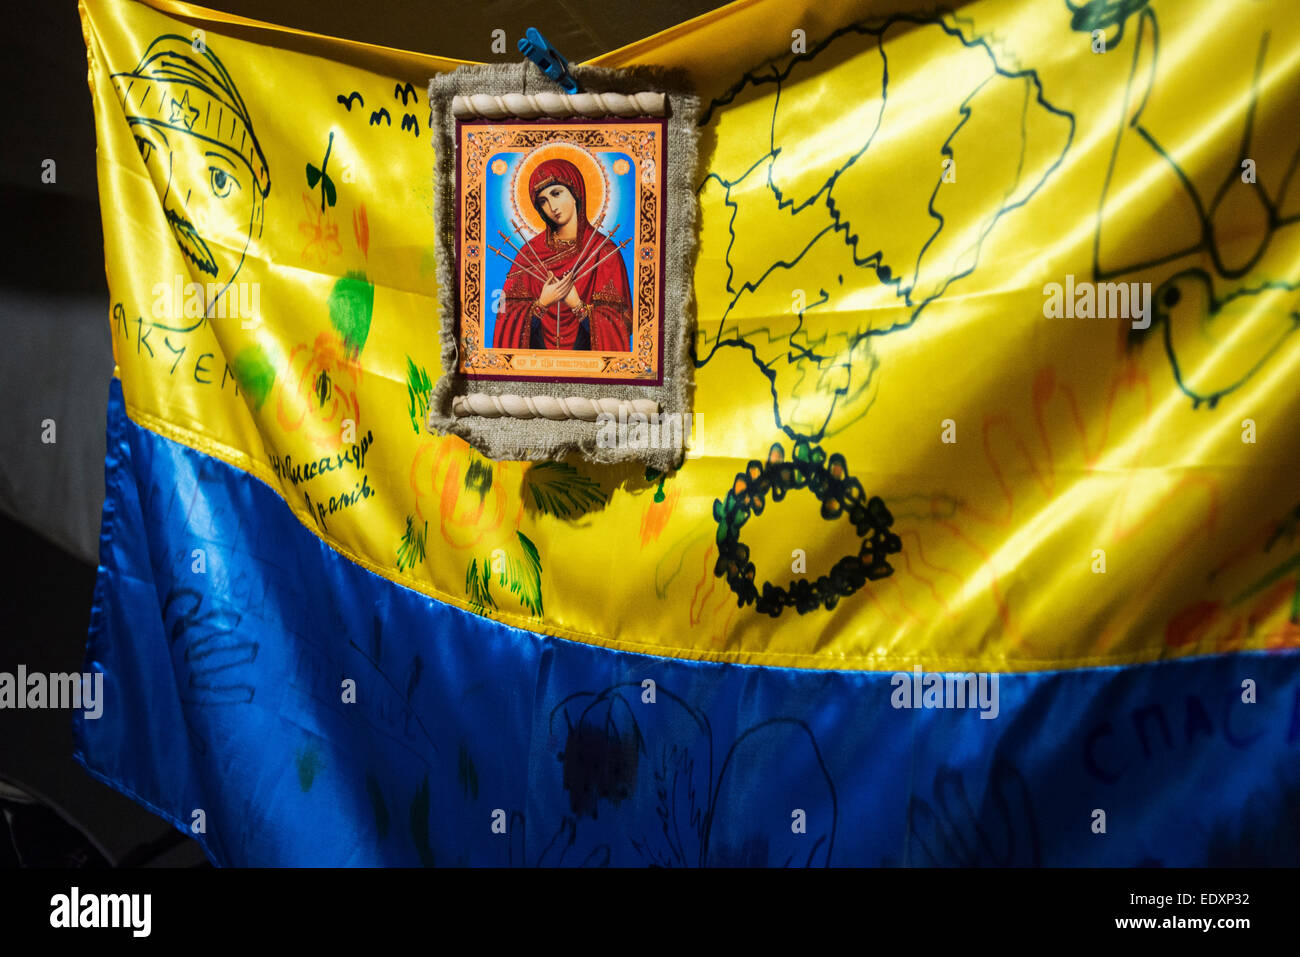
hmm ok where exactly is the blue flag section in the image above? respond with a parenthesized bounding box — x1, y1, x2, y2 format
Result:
(75, 379, 1300, 866)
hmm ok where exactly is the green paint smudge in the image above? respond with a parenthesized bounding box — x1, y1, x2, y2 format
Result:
(458, 743, 479, 801)
(419, 244, 439, 278)
(295, 744, 324, 791)
(645, 466, 667, 502)
(328, 270, 374, 357)
(410, 776, 436, 867)
(366, 773, 390, 839)
(231, 344, 275, 411)
(1231, 551, 1300, 607)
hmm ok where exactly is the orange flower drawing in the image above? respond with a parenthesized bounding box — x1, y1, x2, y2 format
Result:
(276, 330, 362, 452)
(409, 437, 525, 550)
(299, 192, 342, 265)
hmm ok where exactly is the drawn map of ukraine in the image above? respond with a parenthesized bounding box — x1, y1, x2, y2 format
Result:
(695, 14, 1073, 442)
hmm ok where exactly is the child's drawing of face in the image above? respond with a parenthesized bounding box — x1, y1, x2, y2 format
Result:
(132, 121, 261, 293)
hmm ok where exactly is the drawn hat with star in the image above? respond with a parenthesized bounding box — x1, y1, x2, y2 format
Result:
(111, 34, 270, 197)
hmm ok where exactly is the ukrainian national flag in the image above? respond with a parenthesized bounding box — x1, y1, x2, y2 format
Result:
(77, 0, 1300, 865)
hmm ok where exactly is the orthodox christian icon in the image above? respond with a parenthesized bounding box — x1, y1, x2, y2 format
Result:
(456, 120, 666, 384)
(428, 64, 697, 469)
(496, 157, 631, 353)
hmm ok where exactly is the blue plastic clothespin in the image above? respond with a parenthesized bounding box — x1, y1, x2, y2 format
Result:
(518, 27, 579, 94)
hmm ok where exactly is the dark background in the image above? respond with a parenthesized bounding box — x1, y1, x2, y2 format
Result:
(0, 0, 724, 867)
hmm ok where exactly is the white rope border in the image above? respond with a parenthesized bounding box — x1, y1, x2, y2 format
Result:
(452, 393, 660, 422)
(452, 91, 666, 119)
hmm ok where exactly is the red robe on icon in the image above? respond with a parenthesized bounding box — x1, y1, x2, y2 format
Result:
(493, 158, 632, 352)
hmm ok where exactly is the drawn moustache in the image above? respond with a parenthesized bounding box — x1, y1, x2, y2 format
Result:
(165, 206, 220, 277)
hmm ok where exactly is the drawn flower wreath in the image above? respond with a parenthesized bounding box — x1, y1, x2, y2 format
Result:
(713, 441, 902, 617)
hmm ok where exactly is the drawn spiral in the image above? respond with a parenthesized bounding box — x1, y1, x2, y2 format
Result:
(451, 91, 666, 119)
(452, 393, 660, 421)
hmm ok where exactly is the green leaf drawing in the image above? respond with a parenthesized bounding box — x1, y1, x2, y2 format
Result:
(525, 461, 606, 519)
(496, 531, 543, 618)
(410, 777, 435, 867)
(465, 557, 497, 615)
(366, 774, 390, 840)
(464, 532, 543, 619)
(295, 744, 324, 792)
(458, 743, 479, 801)
(396, 514, 427, 572)
(307, 130, 336, 211)
(404, 654, 424, 702)
(405, 357, 432, 433)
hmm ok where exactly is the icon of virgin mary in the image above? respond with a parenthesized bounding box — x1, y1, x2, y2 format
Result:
(494, 158, 633, 352)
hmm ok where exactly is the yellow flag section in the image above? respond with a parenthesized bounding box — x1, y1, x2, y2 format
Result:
(83, 0, 1300, 670)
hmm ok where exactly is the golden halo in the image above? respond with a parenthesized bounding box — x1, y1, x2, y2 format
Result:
(511, 143, 608, 236)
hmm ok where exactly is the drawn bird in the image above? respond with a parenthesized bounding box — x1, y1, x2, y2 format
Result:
(1098, 10, 1300, 280)
(1196, 31, 1300, 281)
(1102, 9, 1300, 407)
(1132, 269, 1300, 408)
